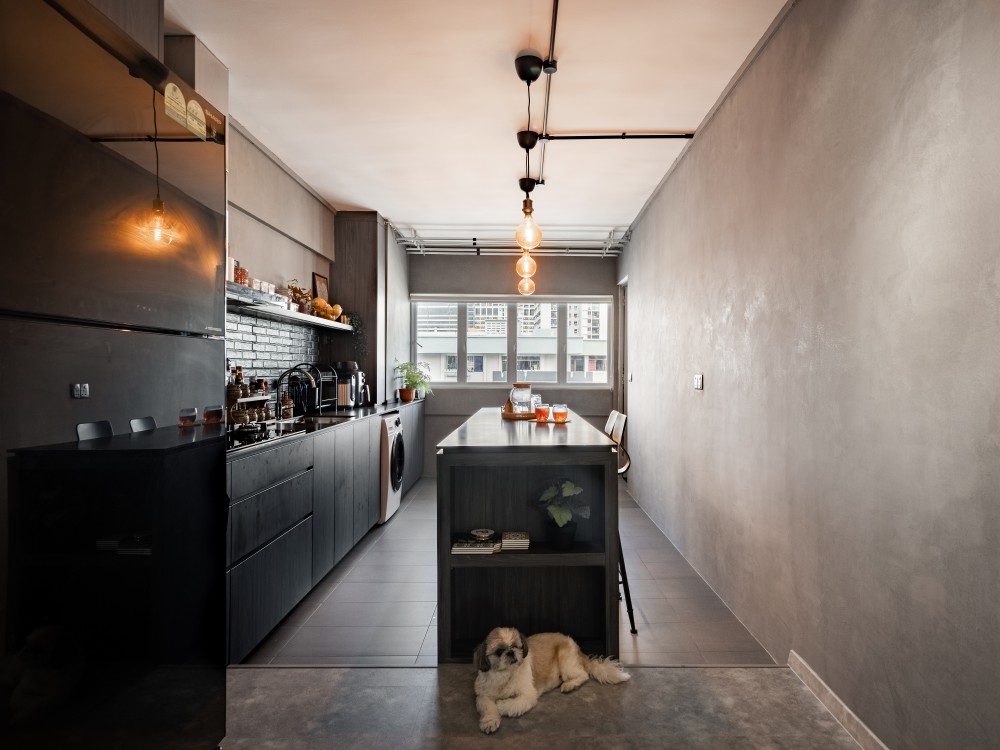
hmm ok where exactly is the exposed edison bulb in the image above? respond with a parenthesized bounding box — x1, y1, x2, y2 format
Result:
(515, 249, 537, 278)
(515, 198, 542, 250)
(517, 276, 536, 295)
(146, 197, 173, 245)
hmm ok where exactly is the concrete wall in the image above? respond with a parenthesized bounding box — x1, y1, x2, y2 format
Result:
(619, 1, 1000, 748)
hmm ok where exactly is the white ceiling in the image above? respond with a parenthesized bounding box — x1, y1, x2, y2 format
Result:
(163, 0, 786, 252)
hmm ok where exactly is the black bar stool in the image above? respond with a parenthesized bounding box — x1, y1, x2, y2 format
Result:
(605, 411, 637, 635)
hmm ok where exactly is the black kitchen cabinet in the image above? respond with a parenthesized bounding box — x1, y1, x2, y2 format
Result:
(312, 428, 337, 584)
(5, 427, 226, 748)
(227, 435, 314, 663)
(352, 419, 370, 543)
(333, 422, 355, 565)
(368, 415, 382, 528)
(399, 399, 425, 494)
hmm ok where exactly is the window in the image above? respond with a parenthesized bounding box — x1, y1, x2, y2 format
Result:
(416, 303, 458, 382)
(516, 302, 557, 383)
(566, 303, 609, 383)
(412, 299, 611, 386)
(467, 302, 507, 382)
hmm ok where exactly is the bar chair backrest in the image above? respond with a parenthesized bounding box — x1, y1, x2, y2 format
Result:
(129, 416, 157, 432)
(76, 420, 113, 440)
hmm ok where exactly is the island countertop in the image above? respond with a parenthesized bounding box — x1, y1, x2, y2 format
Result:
(436, 407, 615, 453)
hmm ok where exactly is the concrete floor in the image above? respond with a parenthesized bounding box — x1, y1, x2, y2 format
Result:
(227, 479, 860, 748)
(223, 664, 860, 748)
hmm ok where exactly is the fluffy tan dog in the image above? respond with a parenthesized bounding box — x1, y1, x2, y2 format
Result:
(473, 626, 630, 734)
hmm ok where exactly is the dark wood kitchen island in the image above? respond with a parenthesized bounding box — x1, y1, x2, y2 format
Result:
(436, 407, 619, 662)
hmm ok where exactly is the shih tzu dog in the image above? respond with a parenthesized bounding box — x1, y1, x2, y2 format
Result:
(473, 626, 630, 734)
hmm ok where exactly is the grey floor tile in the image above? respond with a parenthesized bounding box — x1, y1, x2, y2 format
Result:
(341, 563, 438, 582)
(303, 600, 437, 627)
(325, 581, 438, 603)
(363, 538, 437, 552)
(276, 625, 428, 657)
(632, 622, 701, 652)
(619, 650, 706, 666)
(701, 650, 775, 665)
(358, 548, 437, 565)
(656, 576, 717, 597)
(665, 594, 741, 621)
(684, 620, 768, 652)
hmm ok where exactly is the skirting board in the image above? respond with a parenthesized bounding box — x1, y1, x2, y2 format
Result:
(788, 650, 889, 750)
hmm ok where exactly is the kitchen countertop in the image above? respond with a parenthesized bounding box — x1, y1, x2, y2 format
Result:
(225, 398, 424, 456)
(436, 406, 614, 453)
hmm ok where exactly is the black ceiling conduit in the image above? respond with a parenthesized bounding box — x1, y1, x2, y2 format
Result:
(535, 0, 696, 186)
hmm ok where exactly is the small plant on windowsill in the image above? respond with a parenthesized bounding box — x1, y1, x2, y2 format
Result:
(534, 479, 589, 550)
(395, 361, 432, 403)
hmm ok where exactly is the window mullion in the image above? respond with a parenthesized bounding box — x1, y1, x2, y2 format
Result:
(457, 303, 468, 385)
(557, 303, 567, 385)
(507, 302, 517, 384)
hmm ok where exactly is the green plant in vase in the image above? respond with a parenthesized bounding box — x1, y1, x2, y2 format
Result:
(395, 360, 432, 402)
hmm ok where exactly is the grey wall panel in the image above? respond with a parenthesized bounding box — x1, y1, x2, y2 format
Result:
(385, 229, 410, 399)
(227, 124, 334, 261)
(410, 255, 617, 297)
(229, 207, 331, 292)
(619, 1, 1000, 748)
(87, 0, 162, 60)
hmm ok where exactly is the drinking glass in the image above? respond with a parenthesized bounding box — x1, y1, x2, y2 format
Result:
(552, 404, 568, 423)
(535, 403, 551, 421)
(178, 407, 198, 427)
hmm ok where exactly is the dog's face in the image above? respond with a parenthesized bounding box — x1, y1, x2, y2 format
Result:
(474, 627, 529, 673)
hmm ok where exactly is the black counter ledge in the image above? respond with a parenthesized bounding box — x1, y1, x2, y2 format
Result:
(9, 422, 228, 455)
(436, 407, 615, 453)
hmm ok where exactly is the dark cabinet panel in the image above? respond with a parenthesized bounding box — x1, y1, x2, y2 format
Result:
(368, 415, 381, 528)
(353, 419, 372, 544)
(228, 517, 312, 664)
(334, 422, 355, 564)
(312, 429, 336, 584)
(229, 470, 312, 564)
(400, 400, 425, 494)
(230, 437, 313, 500)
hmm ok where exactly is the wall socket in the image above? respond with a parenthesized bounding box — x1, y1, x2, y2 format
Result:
(70, 383, 90, 398)
(693, 373, 704, 390)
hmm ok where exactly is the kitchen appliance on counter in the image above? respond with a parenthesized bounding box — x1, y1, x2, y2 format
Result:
(333, 361, 371, 408)
(379, 411, 405, 523)
(276, 363, 338, 417)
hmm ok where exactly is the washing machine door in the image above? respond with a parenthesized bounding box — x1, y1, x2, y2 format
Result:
(389, 432, 405, 492)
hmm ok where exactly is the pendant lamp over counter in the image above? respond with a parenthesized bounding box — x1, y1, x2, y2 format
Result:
(143, 87, 174, 245)
(514, 51, 545, 294)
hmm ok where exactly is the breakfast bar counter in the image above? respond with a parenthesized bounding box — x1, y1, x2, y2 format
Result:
(436, 407, 619, 662)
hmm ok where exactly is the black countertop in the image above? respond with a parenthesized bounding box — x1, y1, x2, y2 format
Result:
(10, 423, 228, 454)
(437, 407, 614, 453)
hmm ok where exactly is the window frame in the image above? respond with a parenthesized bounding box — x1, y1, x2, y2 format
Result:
(411, 295, 613, 388)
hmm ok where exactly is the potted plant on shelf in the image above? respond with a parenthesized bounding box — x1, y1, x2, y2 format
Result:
(534, 479, 590, 551)
(395, 361, 432, 403)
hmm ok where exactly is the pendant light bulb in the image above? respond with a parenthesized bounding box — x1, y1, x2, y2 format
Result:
(515, 198, 542, 250)
(515, 249, 537, 278)
(147, 197, 173, 245)
(517, 276, 536, 296)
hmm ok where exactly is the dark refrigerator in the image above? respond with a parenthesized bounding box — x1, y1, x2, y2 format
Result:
(1, 1, 228, 746)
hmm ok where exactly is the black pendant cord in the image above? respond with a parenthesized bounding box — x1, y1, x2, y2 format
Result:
(525, 84, 532, 194)
(152, 87, 161, 200)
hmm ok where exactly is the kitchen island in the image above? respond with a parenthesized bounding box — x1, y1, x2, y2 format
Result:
(436, 407, 619, 662)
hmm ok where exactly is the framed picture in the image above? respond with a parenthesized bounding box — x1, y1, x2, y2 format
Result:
(312, 272, 329, 302)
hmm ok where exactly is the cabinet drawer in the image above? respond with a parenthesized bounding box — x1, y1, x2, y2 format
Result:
(229, 437, 314, 500)
(230, 470, 312, 564)
(228, 517, 312, 663)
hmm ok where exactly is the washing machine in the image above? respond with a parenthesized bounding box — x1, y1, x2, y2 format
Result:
(379, 412, 405, 523)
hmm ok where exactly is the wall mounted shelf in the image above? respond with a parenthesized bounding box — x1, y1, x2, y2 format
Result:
(225, 282, 353, 332)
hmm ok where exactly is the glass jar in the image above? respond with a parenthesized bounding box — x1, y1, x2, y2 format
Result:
(509, 382, 532, 413)
(233, 261, 248, 286)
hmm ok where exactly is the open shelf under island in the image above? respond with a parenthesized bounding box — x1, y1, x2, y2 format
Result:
(436, 407, 619, 662)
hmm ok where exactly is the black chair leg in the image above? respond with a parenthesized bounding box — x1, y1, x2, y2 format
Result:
(618, 532, 637, 634)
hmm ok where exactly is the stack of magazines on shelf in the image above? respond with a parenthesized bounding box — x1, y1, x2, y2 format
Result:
(501, 531, 530, 551)
(450, 537, 502, 554)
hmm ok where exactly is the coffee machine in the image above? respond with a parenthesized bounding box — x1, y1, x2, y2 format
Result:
(333, 361, 370, 408)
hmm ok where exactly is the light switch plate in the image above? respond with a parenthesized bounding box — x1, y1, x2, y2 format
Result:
(694, 373, 703, 390)
(70, 383, 81, 398)
(80, 383, 90, 398)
